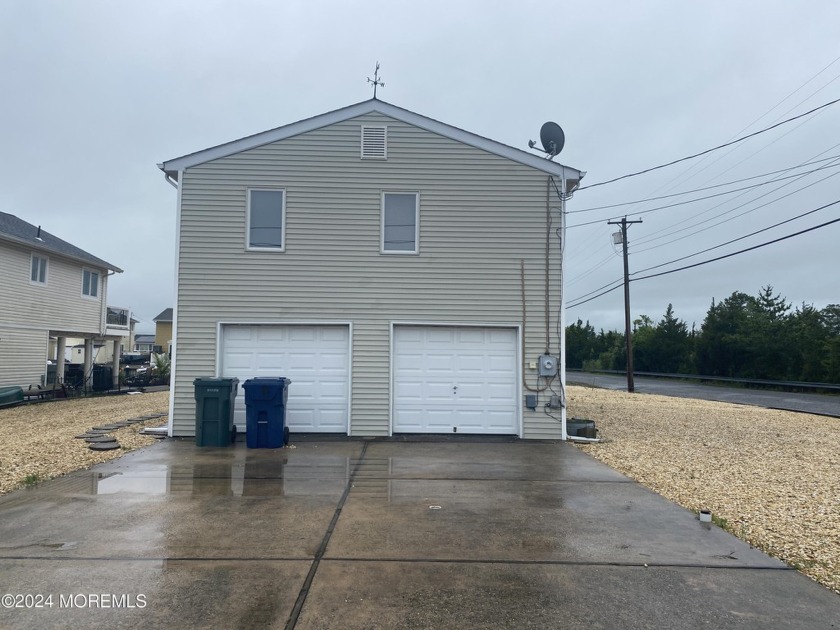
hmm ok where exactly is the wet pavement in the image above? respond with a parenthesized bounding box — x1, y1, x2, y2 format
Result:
(0, 438, 837, 629)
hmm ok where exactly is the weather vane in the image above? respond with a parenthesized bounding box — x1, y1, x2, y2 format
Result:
(367, 62, 384, 98)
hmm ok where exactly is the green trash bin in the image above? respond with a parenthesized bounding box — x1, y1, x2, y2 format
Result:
(194, 377, 239, 447)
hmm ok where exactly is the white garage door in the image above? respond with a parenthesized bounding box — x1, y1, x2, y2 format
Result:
(393, 326, 518, 434)
(220, 325, 349, 433)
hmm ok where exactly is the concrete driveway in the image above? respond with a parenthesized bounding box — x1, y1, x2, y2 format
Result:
(0, 438, 837, 629)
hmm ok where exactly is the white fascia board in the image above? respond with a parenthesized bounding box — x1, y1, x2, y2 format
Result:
(159, 99, 584, 183)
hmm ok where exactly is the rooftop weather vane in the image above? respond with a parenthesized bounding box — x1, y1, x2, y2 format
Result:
(367, 62, 384, 98)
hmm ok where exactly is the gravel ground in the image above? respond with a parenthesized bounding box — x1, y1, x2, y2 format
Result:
(0, 391, 169, 495)
(568, 385, 839, 595)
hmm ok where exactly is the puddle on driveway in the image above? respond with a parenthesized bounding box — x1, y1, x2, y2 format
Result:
(12, 455, 356, 498)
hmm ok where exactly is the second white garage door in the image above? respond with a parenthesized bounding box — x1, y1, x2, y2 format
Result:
(392, 326, 518, 435)
(220, 324, 350, 433)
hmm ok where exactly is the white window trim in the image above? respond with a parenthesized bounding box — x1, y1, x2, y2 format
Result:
(246, 188, 286, 252)
(381, 191, 419, 255)
(29, 253, 48, 286)
(81, 267, 100, 300)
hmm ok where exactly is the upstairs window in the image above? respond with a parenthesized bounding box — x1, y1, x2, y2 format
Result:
(30, 254, 48, 285)
(82, 269, 99, 298)
(361, 126, 387, 160)
(382, 192, 419, 254)
(247, 189, 285, 251)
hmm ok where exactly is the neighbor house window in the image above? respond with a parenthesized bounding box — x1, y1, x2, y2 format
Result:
(82, 269, 99, 298)
(382, 192, 419, 253)
(247, 189, 285, 250)
(30, 254, 48, 284)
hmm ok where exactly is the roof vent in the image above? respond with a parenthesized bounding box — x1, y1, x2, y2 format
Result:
(361, 125, 387, 160)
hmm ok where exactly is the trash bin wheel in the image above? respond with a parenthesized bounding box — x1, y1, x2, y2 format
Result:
(284, 426, 290, 446)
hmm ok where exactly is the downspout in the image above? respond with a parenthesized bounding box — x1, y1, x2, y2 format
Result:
(166, 170, 183, 437)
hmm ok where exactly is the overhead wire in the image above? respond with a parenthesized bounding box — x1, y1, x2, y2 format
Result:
(565, 58, 840, 312)
(632, 140, 840, 244)
(624, 55, 840, 199)
(630, 199, 840, 275)
(567, 207, 840, 309)
(631, 214, 840, 282)
(576, 95, 840, 191)
(568, 154, 840, 214)
(633, 154, 840, 250)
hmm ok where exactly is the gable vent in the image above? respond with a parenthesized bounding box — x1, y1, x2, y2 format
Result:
(361, 125, 387, 160)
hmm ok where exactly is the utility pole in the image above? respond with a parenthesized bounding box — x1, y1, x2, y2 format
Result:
(608, 217, 643, 392)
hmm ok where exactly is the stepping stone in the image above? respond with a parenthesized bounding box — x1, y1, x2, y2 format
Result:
(85, 436, 118, 444)
(92, 425, 121, 431)
(89, 442, 120, 451)
(75, 432, 106, 439)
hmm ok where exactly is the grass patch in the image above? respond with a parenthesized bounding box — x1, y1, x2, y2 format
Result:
(22, 473, 42, 487)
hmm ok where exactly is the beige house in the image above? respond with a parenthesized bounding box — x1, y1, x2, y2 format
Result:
(159, 99, 583, 439)
(0, 212, 126, 390)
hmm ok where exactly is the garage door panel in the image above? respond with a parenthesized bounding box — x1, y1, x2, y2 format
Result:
(393, 326, 518, 435)
(221, 325, 349, 433)
(224, 352, 254, 371)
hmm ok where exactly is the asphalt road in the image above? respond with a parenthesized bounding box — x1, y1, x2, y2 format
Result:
(566, 372, 840, 418)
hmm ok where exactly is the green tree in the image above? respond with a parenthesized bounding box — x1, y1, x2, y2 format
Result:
(565, 319, 598, 369)
(748, 286, 791, 379)
(695, 292, 755, 377)
(788, 303, 828, 381)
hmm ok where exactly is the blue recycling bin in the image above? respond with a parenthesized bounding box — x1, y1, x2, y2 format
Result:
(242, 377, 291, 448)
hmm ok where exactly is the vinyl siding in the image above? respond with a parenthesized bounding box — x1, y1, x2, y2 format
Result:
(0, 242, 108, 387)
(0, 325, 48, 388)
(172, 112, 566, 439)
(0, 242, 107, 334)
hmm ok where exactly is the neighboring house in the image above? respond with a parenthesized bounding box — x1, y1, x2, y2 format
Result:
(0, 212, 125, 389)
(152, 307, 173, 354)
(159, 99, 583, 439)
(134, 334, 156, 353)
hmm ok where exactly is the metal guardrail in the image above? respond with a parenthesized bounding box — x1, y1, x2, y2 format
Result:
(566, 369, 840, 393)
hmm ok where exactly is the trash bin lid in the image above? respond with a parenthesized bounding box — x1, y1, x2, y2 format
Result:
(194, 377, 240, 385)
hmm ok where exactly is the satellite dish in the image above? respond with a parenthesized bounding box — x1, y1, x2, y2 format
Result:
(539, 122, 565, 156)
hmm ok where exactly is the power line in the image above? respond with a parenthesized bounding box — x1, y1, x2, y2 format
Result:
(631, 214, 840, 282)
(630, 141, 840, 246)
(632, 156, 840, 251)
(567, 201, 840, 309)
(568, 155, 840, 214)
(628, 55, 840, 201)
(577, 96, 840, 191)
(630, 199, 840, 276)
(567, 280, 624, 310)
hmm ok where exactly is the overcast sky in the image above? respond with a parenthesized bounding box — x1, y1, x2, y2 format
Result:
(2, 0, 838, 333)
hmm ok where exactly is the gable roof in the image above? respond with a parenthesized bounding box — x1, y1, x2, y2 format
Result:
(0, 211, 122, 273)
(153, 307, 173, 322)
(159, 99, 584, 187)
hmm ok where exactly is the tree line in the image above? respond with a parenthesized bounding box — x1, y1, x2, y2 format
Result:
(566, 286, 840, 383)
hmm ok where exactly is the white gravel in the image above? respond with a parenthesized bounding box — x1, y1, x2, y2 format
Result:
(0, 391, 169, 495)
